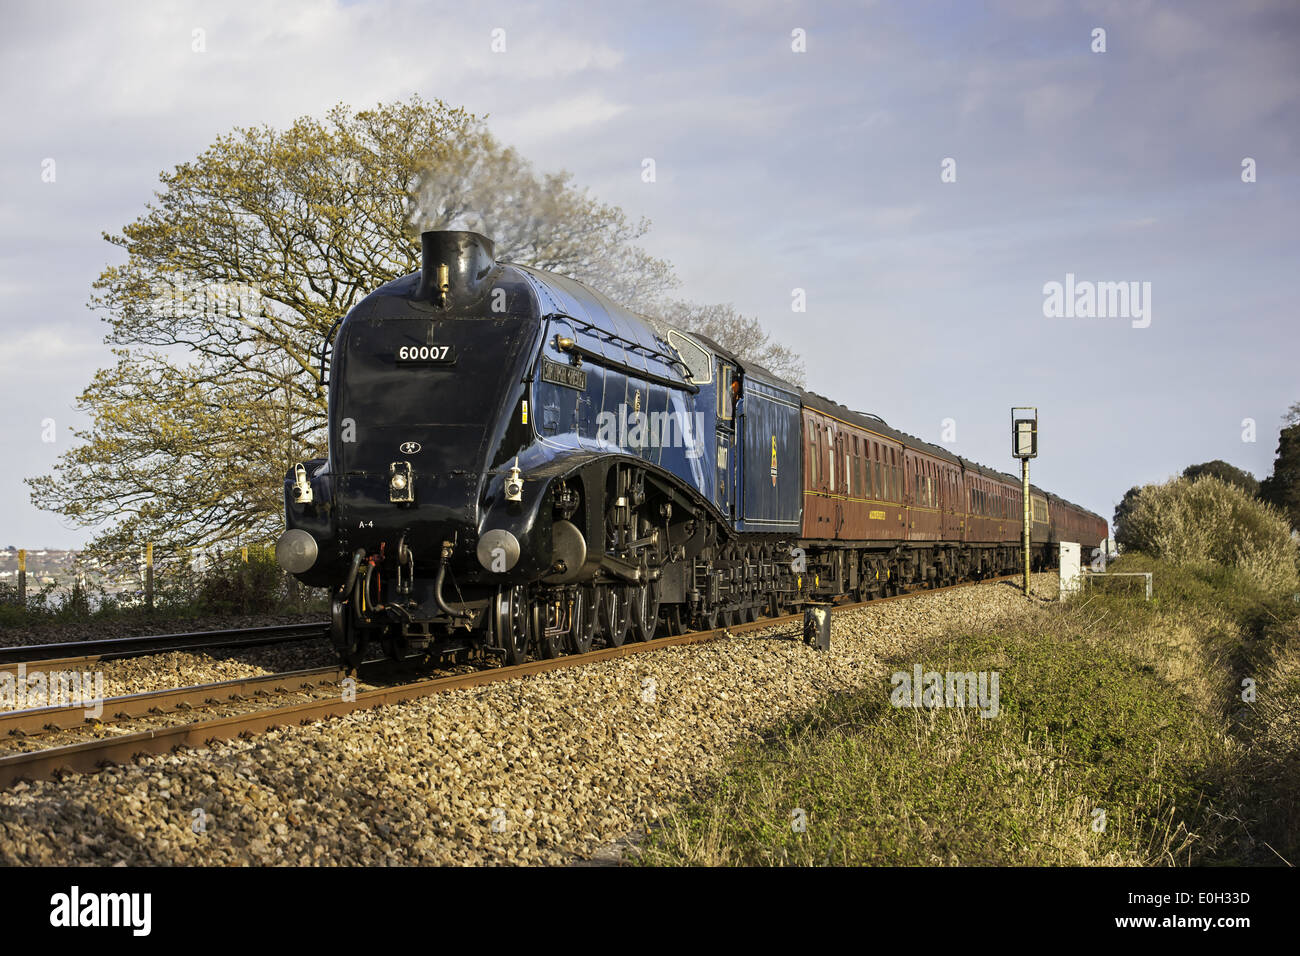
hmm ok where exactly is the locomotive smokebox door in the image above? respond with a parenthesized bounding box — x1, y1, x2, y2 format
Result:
(803, 604, 831, 651)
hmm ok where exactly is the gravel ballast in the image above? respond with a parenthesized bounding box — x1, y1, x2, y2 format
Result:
(0, 575, 1059, 865)
(0, 612, 326, 649)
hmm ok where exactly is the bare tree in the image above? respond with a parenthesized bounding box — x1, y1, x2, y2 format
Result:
(655, 300, 806, 385)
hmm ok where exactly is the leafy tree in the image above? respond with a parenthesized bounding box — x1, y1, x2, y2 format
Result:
(657, 301, 806, 385)
(29, 96, 802, 558)
(1181, 460, 1259, 497)
(1112, 485, 1144, 551)
(1259, 402, 1300, 532)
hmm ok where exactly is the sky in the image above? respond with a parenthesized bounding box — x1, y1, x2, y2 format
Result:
(1, 0, 1297, 548)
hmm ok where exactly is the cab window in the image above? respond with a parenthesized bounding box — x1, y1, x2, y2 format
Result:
(717, 364, 734, 421)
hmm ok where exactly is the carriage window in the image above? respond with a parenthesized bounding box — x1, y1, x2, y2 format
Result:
(810, 428, 819, 486)
(827, 427, 835, 491)
(852, 437, 860, 496)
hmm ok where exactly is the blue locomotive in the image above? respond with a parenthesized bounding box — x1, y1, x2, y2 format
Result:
(276, 231, 802, 664)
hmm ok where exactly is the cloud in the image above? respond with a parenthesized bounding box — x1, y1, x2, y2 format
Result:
(0, 328, 102, 374)
(495, 92, 629, 142)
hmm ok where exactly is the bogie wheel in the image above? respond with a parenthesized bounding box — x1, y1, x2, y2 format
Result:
(662, 604, 684, 636)
(695, 607, 719, 632)
(330, 596, 366, 670)
(568, 587, 597, 655)
(599, 585, 631, 648)
(630, 579, 661, 642)
(380, 626, 405, 662)
(494, 585, 531, 666)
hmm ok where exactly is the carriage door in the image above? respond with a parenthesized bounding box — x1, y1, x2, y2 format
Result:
(716, 361, 737, 518)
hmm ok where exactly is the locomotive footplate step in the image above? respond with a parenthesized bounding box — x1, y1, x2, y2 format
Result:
(802, 603, 831, 651)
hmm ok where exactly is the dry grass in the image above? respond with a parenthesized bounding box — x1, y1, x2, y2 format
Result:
(640, 556, 1300, 867)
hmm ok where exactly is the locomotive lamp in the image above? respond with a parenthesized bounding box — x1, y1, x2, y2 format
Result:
(389, 461, 414, 503)
(1011, 407, 1038, 596)
(291, 463, 313, 504)
(504, 460, 524, 503)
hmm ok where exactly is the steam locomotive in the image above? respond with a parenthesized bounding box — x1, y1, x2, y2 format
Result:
(276, 231, 1107, 664)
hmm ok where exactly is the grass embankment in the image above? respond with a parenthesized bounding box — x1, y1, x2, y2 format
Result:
(640, 556, 1300, 866)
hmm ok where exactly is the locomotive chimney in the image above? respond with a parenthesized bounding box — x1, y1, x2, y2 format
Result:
(417, 231, 497, 308)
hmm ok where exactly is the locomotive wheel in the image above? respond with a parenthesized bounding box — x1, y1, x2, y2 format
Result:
(494, 585, 531, 666)
(534, 601, 562, 659)
(663, 604, 684, 636)
(695, 607, 719, 631)
(629, 579, 660, 642)
(568, 587, 597, 655)
(599, 585, 630, 647)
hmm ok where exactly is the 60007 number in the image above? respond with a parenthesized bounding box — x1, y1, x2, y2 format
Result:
(396, 345, 456, 364)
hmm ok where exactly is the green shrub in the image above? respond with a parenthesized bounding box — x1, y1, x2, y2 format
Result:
(193, 546, 295, 615)
(1119, 476, 1299, 592)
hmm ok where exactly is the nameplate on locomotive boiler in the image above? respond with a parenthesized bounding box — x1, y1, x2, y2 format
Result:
(541, 357, 587, 391)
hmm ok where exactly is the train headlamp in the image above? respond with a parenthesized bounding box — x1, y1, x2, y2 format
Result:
(389, 461, 414, 503)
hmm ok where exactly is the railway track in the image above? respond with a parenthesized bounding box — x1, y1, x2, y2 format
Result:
(0, 621, 329, 681)
(0, 665, 348, 742)
(0, 576, 1020, 789)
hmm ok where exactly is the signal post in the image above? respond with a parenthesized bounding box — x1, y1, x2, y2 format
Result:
(1012, 408, 1038, 597)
